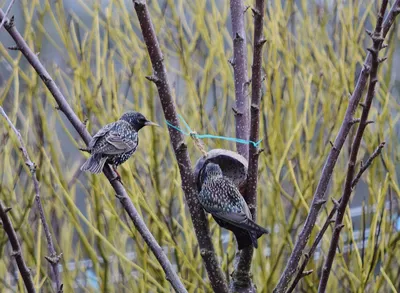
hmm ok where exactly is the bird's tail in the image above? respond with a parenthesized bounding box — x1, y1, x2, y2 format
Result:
(240, 219, 269, 249)
(81, 154, 108, 174)
(242, 218, 269, 235)
(249, 231, 260, 249)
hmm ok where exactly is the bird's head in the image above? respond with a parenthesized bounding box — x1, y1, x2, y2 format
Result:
(120, 111, 159, 131)
(204, 162, 223, 179)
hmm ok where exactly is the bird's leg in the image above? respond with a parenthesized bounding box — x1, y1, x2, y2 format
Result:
(110, 165, 122, 184)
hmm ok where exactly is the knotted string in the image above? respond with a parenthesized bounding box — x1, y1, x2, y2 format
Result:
(165, 114, 263, 156)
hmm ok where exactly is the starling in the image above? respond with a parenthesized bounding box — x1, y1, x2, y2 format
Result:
(81, 111, 158, 174)
(198, 162, 268, 249)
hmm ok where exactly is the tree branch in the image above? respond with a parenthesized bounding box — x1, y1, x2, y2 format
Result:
(0, 9, 187, 293)
(131, 1, 229, 292)
(318, 1, 389, 291)
(287, 139, 384, 292)
(0, 202, 36, 293)
(0, 107, 63, 292)
(0, 0, 16, 32)
(273, 1, 400, 291)
(286, 209, 335, 292)
(351, 142, 385, 189)
(231, 0, 266, 292)
(230, 0, 250, 159)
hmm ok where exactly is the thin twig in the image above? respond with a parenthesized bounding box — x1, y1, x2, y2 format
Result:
(318, 1, 389, 291)
(230, 0, 250, 159)
(273, 1, 400, 291)
(0, 9, 187, 293)
(0, 0, 16, 32)
(230, 0, 266, 292)
(132, 1, 228, 292)
(351, 142, 385, 189)
(0, 201, 36, 293)
(0, 107, 63, 292)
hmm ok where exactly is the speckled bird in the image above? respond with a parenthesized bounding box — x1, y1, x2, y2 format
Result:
(80, 111, 158, 174)
(198, 162, 268, 249)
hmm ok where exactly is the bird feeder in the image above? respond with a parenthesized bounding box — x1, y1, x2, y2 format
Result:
(193, 149, 248, 191)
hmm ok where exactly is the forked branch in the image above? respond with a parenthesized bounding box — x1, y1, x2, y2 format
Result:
(288, 141, 385, 292)
(274, 1, 400, 291)
(318, 1, 389, 290)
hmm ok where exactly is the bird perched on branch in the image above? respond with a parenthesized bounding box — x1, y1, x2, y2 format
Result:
(198, 162, 268, 249)
(80, 111, 158, 176)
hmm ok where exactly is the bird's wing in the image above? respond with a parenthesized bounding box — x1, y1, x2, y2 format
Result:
(89, 122, 115, 148)
(213, 210, 249, 226)
(106, 131, 137, 151)
(240, 196, 253, 220)
(92, 131, 138, 155)
(213, 209, 268, 235)
(201, 178, 266, 233)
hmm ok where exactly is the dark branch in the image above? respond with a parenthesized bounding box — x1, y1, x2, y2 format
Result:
(351, 142, 385, 189)
(0, 9, 186, 293)
(0, 0, 16, 32)
(0, 201, 36, 293)
(318, 1, 389, 291)
(230, 0, 250, 159)
(0, 107, 63, 292)
(287, 205, 338, 293)
(274, 1, 400, 291)
(230, 0, 266, 292)
(132, 1, 228, 292)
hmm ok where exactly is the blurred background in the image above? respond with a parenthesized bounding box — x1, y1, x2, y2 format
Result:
(0, 0, 399, 292)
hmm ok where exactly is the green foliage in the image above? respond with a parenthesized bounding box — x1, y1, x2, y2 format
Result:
(0, 0, 399, 292)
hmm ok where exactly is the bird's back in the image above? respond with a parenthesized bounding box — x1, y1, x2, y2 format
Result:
(199, 176, 244, 214)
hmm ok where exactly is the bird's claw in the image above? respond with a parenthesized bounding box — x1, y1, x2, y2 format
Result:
(109, 165, 123, 184)
(110, 174, 123, 184)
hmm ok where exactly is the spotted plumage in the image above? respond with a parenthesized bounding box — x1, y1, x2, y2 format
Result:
(198, 163, 268, 249)
(81, 111, 158, 174)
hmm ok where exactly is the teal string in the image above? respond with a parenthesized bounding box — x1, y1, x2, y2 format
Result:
(165, 120, 190, 136)
(165, 115, 262, 147)
(178, 114, 193, 133)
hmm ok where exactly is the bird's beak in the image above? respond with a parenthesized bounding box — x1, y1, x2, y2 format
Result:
(144, 120, 159, 127)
